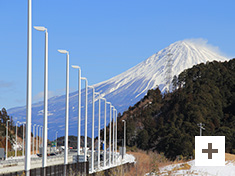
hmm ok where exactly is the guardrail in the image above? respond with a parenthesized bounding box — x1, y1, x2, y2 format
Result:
(0, 153, 73, 170)
(0, 162, 89, 176)
(0, 151, 121, 175)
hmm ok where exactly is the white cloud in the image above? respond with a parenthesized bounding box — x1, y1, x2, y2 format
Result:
(33, 87, 76, 102)
(183, 38, 227, 57)
(33, 90, 55, 102)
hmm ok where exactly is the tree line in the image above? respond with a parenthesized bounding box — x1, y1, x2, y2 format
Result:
(0, 108, 24, 150)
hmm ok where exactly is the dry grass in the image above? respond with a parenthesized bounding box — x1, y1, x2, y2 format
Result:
(171, 163, 191, 171)
(124, 150, 180, 176)
(124, 151, 235, 176)
(225, 153, 235, 162)
(127, 151, 155, 176)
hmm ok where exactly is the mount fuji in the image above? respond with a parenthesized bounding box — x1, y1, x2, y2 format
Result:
(8, 39, 228, 139)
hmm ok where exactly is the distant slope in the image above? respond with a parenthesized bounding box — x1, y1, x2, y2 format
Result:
(8, 39, 228, 139)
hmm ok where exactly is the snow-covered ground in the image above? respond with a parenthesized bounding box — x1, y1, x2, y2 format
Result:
(155, 160, 235, 176)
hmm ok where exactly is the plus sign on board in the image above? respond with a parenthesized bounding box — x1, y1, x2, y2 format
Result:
(195, 136, 225, 166)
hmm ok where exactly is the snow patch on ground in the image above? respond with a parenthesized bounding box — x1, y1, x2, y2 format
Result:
(150, 160, 235, 176)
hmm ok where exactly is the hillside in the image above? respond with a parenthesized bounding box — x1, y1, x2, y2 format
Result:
(116, 59, 235, 160)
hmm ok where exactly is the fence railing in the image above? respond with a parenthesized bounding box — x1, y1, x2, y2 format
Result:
(0, 162, 89, 176)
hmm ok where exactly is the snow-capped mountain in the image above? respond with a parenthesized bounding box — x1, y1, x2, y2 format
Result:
(8, 39, 228, 139)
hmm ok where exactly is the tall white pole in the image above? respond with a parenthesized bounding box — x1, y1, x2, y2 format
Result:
(78, 68, 81, 155)
(25, 0, 32, 174)
(33, 25, 48, 163)
(72, 65, 81, 156)
(112, 107, 115, 164)
(88, 86, 95, 173)
(104, 100, 107, 167)
(98, 95, 101, 168)
(85, 79, 87, 162)
(43, 29, 48, 167)
(107, 102, 112, 166)
(115, 110, 117, 165)
(113, 109, 116, 165)
(109, 105, 112, 166)
(101, 98, 106, 167)
(6, 120, 10, 160)
(58, 49, 70, 165)
(95, 92, 101, 168)
(81, 77, 88, 161)
(15, 122, 17, 157)
(65, 52, 69, 165)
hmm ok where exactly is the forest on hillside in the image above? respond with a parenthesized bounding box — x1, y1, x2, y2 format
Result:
(0, 108, 21, 150)
(116, 59, 235, 160)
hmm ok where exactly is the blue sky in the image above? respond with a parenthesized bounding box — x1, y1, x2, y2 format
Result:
(0, 0, 235, 109)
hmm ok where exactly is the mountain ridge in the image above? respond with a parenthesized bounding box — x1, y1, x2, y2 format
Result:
(8, 39, 228, 139)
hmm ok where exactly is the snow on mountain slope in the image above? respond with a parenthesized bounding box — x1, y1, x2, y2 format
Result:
(8, 39, 228, 139)
(93, 39, 227, 111)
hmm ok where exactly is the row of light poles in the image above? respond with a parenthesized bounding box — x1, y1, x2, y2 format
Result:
(6, 120, 42, 159)
(33, 124, 43, 155)
(13, 118, 124, 163)
(14, 122, 42, 158)
(6, 120, 25, 159)
(7, 114, 123, 165)
(25, 0, 119, 174)
(15, 121, 26, 157)
(71, 66, 119, 172)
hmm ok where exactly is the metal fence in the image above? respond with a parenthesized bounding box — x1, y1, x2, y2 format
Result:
(0, 162, 89, 176)
(0, 154, 67, 168)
